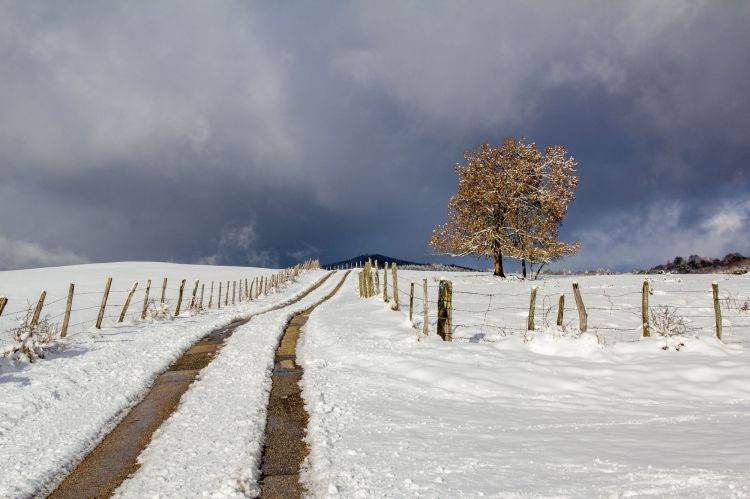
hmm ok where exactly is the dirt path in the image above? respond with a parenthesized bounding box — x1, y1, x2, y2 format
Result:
(47, 272, 336, 499)
(258, 270, 350, 498)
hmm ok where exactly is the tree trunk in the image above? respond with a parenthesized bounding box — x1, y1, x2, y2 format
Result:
(521, 258, 527, 278)
(493, 249, 505, 277)
(533, 262, 546, 280)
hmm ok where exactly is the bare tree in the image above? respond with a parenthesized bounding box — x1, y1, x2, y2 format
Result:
(430, 138, 579, 277)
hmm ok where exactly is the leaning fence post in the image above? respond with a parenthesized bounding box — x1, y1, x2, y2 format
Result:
(30, 290, 47, 328)
(0, 296, 7, 317)
(572, 282, 587, 332)
(527, 286, 537, 331)
(190, 280, 199, 309)
(422, 279, 429, 336)
(141, 279, 152, 320)
(556, 294, 564, 327)
(409, 282, 415, 322)
(642, 280, 650, 337)
(200, 283, 205, 310)
(175, 279, 186, 316)
(712, 282, 722, 341)
(437, 279, 452, 341)
(60, 283, 75, 337)
(118, 282, 139, 323)
(96, 278, 113, 329)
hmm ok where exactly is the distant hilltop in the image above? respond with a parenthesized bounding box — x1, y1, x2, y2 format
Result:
(323, 254, 477, 272)
(645, 252, 749, 274)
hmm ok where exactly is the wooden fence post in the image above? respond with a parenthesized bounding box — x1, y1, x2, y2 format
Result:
(60, 283, 74, 337)
(556, 294, 564, 327)
(160, 278, 167, 305)
(118, 282, 139, 323)
(422, 279, 429, 336)
(572, 282, 587, 332)
(245, 278, 249, 299)
(232, 281, 236, 305)
(642, 280, 650, 337)
(248, 279, 254, 301)
(437, 279, 452, 341)
(712, 282, 722, 341)
(190, 280, 199, 309)
(374, 260, 380, 293)
(527, 286, 537, 331)
(209, 281, 214, 309)
(391, 263, 400, 310)
(409, 282, 415, 322)
(31, 290, 47, 328)
(200, 283, 205, 310)
(225, 281, 229, 306)
(141, 279, 151, 320)
(217, 282, 222, 309)
(238, 279, 243, 302)
(358, 272, 364, 298)
(0, 296, 7, 317)
(96, 278, 112, 329)
(175, 279, 186, 316)
(383, 262, 389, 303)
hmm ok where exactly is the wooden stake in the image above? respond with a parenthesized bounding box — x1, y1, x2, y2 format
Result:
(30, 290, 47, 328)
(232, 281, 236, 305)
(225, 280, 229, 306)
(556, 294, 564, 327)
(209, 281, 214, 309)
(391, 263, 400, 310)
(175, 279, 186, 316)
(527, 286, 537, 331)
(0, 296, 7, 317)
(118, 282, 139, 323)
(160, 278, 167, 305)
(190, 280, 199, 309)
(248, 279, 254, 301)
(409, 281, 414, 322)
(238, 279, 243, 302)
(712, 282, 722, 341)
(60, 283, 75, 337)
(245, 278, 249, 299)
(374, 260, 380, 293)
(437, 279, 452, 341)
(217, 282, 222, 309)
(200, 283, 205, 309)
(383, 262, 389, 303)
(96, 278, 112, 329)
(642, 280, 650, 338)
(422, 279, 429, 336)
(141, 279, 151, 320)
(572, 282, 587, 332)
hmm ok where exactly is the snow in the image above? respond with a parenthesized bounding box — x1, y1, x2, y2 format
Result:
(114, 271, 345, 498)
(0, 261, 323, 498)
(299, 271, 750, 497)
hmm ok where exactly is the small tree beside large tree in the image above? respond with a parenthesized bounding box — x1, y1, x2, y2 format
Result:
(429, 138, 579, 278)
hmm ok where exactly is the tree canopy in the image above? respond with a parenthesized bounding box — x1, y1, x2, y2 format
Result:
(429, 138, 579, 277)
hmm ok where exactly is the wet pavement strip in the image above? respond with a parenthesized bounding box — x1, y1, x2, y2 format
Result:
(259, 270, 351, 499)
(47, 272, 336, 499)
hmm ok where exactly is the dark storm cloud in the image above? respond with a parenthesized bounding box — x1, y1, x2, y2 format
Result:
(0, 1, 748, 271)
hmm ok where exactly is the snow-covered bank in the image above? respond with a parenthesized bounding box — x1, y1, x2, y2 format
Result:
(299, 271, 750, 497)
(115, 271, 345, 498)
(0, 262, 325, 498)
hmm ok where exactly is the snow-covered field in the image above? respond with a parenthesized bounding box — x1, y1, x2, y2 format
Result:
(2, 263, 749, 497)
(0, 262, 324, 498)
(300, 270, 750, 497)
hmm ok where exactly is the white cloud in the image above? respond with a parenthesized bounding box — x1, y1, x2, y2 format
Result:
(562, 197, 750, 271)
(0, 235, 88, 270)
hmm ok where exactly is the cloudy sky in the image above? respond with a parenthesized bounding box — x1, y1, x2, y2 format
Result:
(1, 1, 748, 271)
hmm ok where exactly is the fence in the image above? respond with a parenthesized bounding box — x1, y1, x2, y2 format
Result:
(0, 260, 320, 350)
(355, 259, 750, 345)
